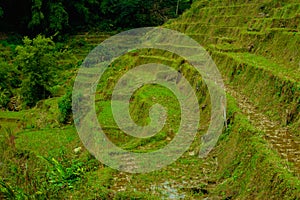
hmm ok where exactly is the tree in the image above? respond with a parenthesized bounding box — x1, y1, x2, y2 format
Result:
(28, 0, 44, 32)
(48, 2, 69, 33)
(28, 0, 69, 35)
(0, 0, 191, 35)
(99, 0, 180, 29)
(15, 35, 58, 107)
(0, 61, 13, 108)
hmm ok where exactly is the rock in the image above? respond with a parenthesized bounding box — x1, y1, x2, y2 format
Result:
(74, 147, 82, 154)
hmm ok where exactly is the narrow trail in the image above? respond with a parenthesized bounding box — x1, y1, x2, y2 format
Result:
(226, 86, 300, 176)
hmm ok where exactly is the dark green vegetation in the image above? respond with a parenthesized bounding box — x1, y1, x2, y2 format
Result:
(1, 0, 300, 199)
(0, 0, 191, 35)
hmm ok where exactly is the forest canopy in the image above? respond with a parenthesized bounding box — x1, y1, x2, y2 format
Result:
(0, 0, 191, 35)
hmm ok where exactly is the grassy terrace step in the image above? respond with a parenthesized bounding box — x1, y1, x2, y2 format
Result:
(272, 3, 300, 18)
(248, 16, 300, 30)
(15, 127, 79, 157)
(202, 0, 298, 6)
(208, 43, 247, 53)
(178, 24, 247, 36)
(171, 22, 247, 28)
(214, 51, 300, 82)
(169, 15, 299, 31)
(185, 0, 300, 18)
(240, 29, 300, 38)
(166, 1, 300, 49)
(187, 34, 237, 44)
(167, 27, 299, 70)
(178, 3, 294, 22)
(0, 111, 24, 120)
(0, 111, 26, 130)
(169, 21, 298, 37)
(190, 3, 260, 16)
(138, 30, 300, 70)
(112, 48, 299, 85)
(239, 29, 300, 68)
(210, 50, 300, 133)
(206, 15, 250, 27)
(173, 15, 252, 26)
(138, 55, 178, 63)
(118, 50, 300, 136)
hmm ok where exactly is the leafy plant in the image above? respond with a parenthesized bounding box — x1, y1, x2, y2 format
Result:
(39, 156, 85, 191)
(58, 90, 72, 124)
(0, 58, 20, 109)
(30, 0, 44, 25)
(0, 179, 27, 199)
(0, 179, 16, 199)
(48, 2, 69, 34)
(0, 87, 10, 109)
(15, 35, 58, 107)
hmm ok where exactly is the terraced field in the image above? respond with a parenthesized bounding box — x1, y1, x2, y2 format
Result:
(0, 0, 300, 199)
(165, 0, 300, 171)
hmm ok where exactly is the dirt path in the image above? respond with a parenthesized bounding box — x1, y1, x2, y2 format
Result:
(226, 86, 300, 176)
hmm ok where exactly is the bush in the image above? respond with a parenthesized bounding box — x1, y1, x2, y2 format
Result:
(0, 59, 20, 109)
(58, 90, 72, 124)
(15, 35, 58, 107)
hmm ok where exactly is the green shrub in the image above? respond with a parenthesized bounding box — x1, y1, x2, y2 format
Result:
(39, 156, 85, 191)
(58, 90, 72, 124)
(0, 179, 27, 199)
(15, 35, 58, 107)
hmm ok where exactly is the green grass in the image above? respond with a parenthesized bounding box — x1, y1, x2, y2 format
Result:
(226, 52, 300, 82)
(1, 0, 300, 198)
(15, 126, 79, 157)
(0, 111, 25, 119)
(214, 96, 300, 199)
(96, 83, 182, 152)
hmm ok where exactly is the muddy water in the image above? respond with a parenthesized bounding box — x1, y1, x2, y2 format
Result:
(227, 86, 300, 175)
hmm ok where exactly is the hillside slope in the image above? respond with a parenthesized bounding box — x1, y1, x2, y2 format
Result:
(165, 0, 300, 171)
(161, 0, 300, 198)
(1, 0, 300, 199)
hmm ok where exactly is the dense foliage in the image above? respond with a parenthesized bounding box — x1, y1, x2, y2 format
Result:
(0, 0, 191, 110)
(0, 59, 19, 108)
(58, 90, 72, 124)
(0, 0, 191, 35)
(15, 35, 58, 107)
(0, 0, 300, 199)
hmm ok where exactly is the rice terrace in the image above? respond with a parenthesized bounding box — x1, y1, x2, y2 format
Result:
(0, 0, 299, 199)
